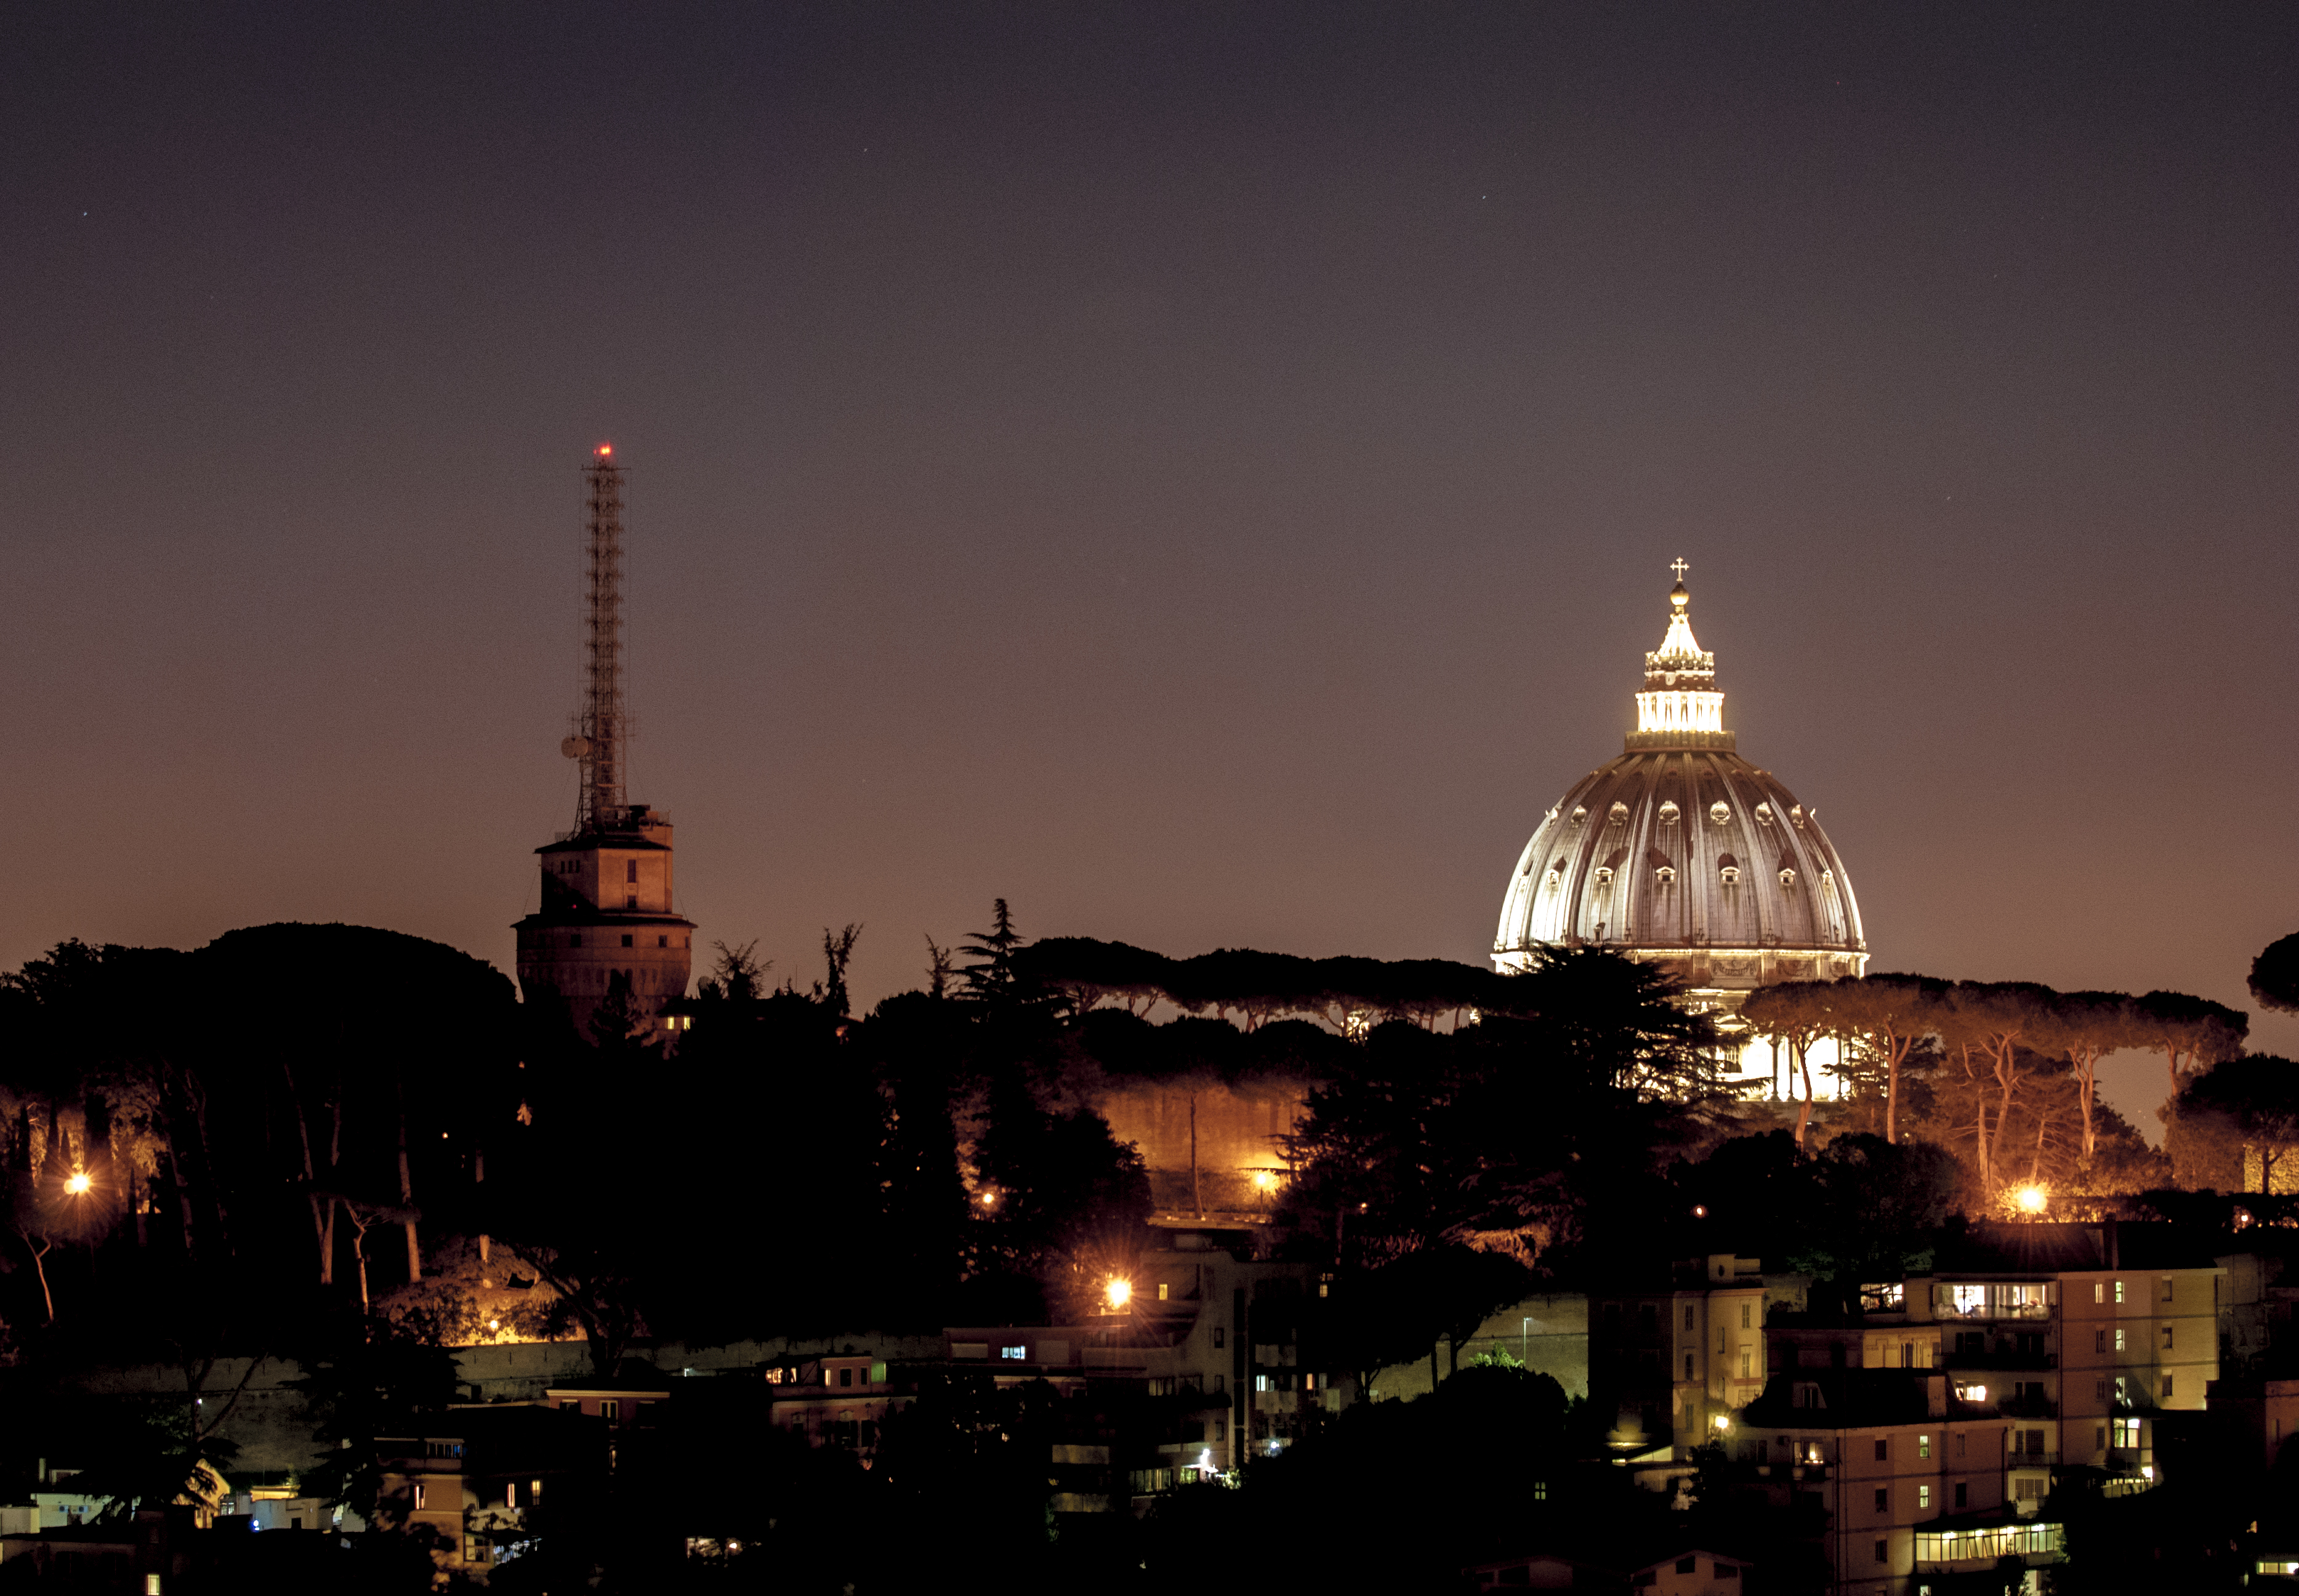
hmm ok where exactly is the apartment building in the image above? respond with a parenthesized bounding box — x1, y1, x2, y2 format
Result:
(1590, 1255, 1804, 1458)
(372, 1406, 606, 1574)
(1736, 1370, 2020, 1595)
(1916, 1222, 2221, 1497)
(763, 1354, 908, 1457)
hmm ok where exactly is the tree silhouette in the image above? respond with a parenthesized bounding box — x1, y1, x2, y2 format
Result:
(2252, 933, 2299, 1014)
(2178, 1056, 2299, 1195)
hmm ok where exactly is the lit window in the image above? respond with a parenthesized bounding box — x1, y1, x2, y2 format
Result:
(1532, 1480, 1547, 1501)
(2115, 1328, 2127, 1352)
(2114, 1280, 2126, 1304)
(1919, 1485, 1931, 1510)
(2094, 1282, 2105, 1304)
(1919, 1434, 1930, 1458)
(1158, 1283, 1169, 1301)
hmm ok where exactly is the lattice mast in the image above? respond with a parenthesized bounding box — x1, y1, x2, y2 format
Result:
(574, 445, 626, 832)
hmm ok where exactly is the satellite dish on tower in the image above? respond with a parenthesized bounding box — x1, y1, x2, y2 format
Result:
(561, 736, 592, 760)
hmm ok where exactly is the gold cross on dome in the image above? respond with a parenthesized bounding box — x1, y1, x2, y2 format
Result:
(1670, 557, 1689, 582)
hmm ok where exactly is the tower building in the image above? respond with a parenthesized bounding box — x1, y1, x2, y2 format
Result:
(514, 446, 695, 1039)
(1493, 566, 1867, 1087)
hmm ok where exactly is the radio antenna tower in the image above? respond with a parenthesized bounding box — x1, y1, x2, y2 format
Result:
(571, 444, 625, 832)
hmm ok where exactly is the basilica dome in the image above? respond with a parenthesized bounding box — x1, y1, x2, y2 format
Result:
(1493, 575, 1867, 1011)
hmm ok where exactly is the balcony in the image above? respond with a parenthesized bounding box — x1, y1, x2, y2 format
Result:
(1941, 1349, 2057, 1372)
(1915, 1521, 2064, 1572)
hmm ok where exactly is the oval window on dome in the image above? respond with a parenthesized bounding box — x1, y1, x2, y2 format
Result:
(1658, 800, 1680, 822)
(1608, 800, 1630, 821)
(1755, 802, 1774, 824)
(1654, 864, 1676, 884)
(1709, 801, 1731, 825)
(1717, 852, 1741, 885)
(1779, 867, 1797, 887)
(1593, 865, 1614, 885)
(1571, 805, 1588, 826)
(1790, 804, 1806, 828)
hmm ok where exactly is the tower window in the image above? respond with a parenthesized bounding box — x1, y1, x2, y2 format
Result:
(658, 935, 668, 948)
(621, 935, 633, 948)
(626, 860, 638, 883)
(569, 935, 582, 948)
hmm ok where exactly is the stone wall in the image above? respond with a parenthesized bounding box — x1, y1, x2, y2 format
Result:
(1365, 1291, 1589, 1403)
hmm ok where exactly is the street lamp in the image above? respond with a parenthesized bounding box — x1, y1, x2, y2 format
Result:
(1104, 1278, 1132, 1312)
(63, 1172, 91, 1196)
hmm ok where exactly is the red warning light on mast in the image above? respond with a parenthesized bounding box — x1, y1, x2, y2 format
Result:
(595, 443, 613, 457)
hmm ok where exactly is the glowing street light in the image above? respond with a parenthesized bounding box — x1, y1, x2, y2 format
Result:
(1103, 1277, 1132, 1311)
(1251, 1170, 1280, 1191)
(2013, 1183, 2048, 1215)
(63, 1172, 91, 1196)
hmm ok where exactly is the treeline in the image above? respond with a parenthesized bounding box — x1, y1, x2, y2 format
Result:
(1016, 937, 1544, 1030)
(2, 909, 2293, 1377)
(1737, 973, 2297, 1204)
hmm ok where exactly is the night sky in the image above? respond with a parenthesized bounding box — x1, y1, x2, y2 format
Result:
(6, 5, 2294, 1127)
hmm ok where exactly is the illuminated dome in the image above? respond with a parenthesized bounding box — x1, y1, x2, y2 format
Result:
(1493, 571, 1867, 1020)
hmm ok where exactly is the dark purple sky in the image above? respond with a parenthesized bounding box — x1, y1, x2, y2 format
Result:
(6, 4, 2294, 1126)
